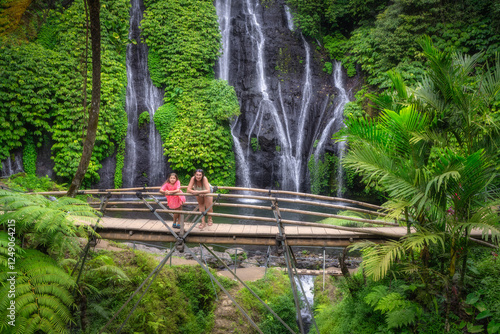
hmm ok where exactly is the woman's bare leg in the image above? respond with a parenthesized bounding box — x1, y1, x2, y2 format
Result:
(197, 196, 206, 227)
(205, 195, 213, 225)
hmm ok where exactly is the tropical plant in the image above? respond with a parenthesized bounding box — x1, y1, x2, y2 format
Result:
(0, 249, 76, 333)
(0, 190, 99, 257)
(344, 39, 500, 287)
(63, 254, 129, 332)
(364, 284, 422, 329)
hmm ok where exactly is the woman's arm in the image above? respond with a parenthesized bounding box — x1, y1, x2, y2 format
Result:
(187, 176, 196, 194)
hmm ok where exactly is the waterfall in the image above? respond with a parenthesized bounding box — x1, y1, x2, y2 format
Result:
(216, 0, 253, 189)
(0, 155, 23, 178)
(294, 275, 315, 332)
(241, 0, 316, 192)
(216, 0, 232, 81)
(284, 5, 294, 31)
(314, 61, 349, 196)
(230, 117, 252, 188)
(215, 1, 351, 192)
(123, 0, 165, 187)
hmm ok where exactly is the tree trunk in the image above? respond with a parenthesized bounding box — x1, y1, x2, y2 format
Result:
(339, 247, 351, 279)
(67, 0, 101, 197)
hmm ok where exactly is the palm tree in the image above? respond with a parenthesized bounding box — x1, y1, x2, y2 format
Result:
(343, 37, 500, 286)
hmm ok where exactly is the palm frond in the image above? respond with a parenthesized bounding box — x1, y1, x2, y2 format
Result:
(400, 229, 446, 253)
(351, 240, 406, 281)
(453, 207, 500, 245)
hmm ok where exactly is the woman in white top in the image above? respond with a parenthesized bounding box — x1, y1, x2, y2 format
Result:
(187, 169, 213, 229)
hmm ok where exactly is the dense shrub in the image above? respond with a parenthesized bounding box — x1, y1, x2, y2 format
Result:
(141, 0, 239, 186)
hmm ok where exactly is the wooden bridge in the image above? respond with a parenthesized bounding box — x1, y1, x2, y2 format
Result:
(36, 186, 488, 247)
(47, 186, 409, 247)
(93, 217, 409, 247)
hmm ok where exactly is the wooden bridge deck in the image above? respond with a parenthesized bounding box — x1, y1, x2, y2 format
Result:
(95, 217, 411, 246)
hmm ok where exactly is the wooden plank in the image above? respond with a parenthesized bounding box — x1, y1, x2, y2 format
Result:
(285, 225, 299, 236)
(247, 224, 259, 235)
(297, 226, 314, 235)
(148, 221, 169, 232)
(255, 225, 272, 236)
(242, 224, 254, 234)
(324, 227, 341, 235)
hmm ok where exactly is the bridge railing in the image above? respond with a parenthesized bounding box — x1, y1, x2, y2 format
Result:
(32, 186, 406, 239)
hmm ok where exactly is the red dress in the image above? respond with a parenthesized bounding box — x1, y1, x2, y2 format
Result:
(160, 180, 186, 209)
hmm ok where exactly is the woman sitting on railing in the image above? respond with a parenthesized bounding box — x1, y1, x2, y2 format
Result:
(187, 169, 213, 229)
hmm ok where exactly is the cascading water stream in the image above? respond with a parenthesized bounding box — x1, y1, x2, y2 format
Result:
(216, 0, 253, 189)
(314, 61, 349, 196)
(0, 156, 23, 178)
(284, 5, 294, 31)
(241, 0, 315, 192)
(294, 275, 315, 332)
(123, 0, 165, 187)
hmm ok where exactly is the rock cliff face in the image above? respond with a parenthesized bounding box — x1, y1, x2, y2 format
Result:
(216, 0, 356, 192)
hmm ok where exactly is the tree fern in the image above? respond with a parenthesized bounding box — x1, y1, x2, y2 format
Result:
(364, 285, 421, 330)
(0, 249, 75, 333)
(0, 190, 99, 256)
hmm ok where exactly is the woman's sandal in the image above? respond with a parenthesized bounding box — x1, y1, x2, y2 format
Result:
(207, 217, 213, 226)
(198, 222, 206, 229)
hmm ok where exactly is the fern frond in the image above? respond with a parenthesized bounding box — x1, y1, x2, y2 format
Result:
(364, 285, 388, 307)
(375, 292, 406, 313)
(385, 303, 419, 329)
(0, 190, 99, 256)
(90, 265, 130, 281)
(0, 249, 75, 332)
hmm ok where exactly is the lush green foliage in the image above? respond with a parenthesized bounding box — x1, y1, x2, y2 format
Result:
(308, 152, 336, 195)
(0, 249, 76, 334)
(338, 39, 500, 332)
(0, 190, 98, 256)
(287, 0, 500, 88)
(4, 173, 65, 192)
(138, 111, 150, 127)
(22, 134, 36, 175)
(235, 269, 299, 334)
(79, 249, 231, 334)
(0, 0, 129, 185)
(141, 1, 239, 186)
(153, 103, 178, 143)
(204, 80, 240, 122)
(313, 272, 466, 333)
